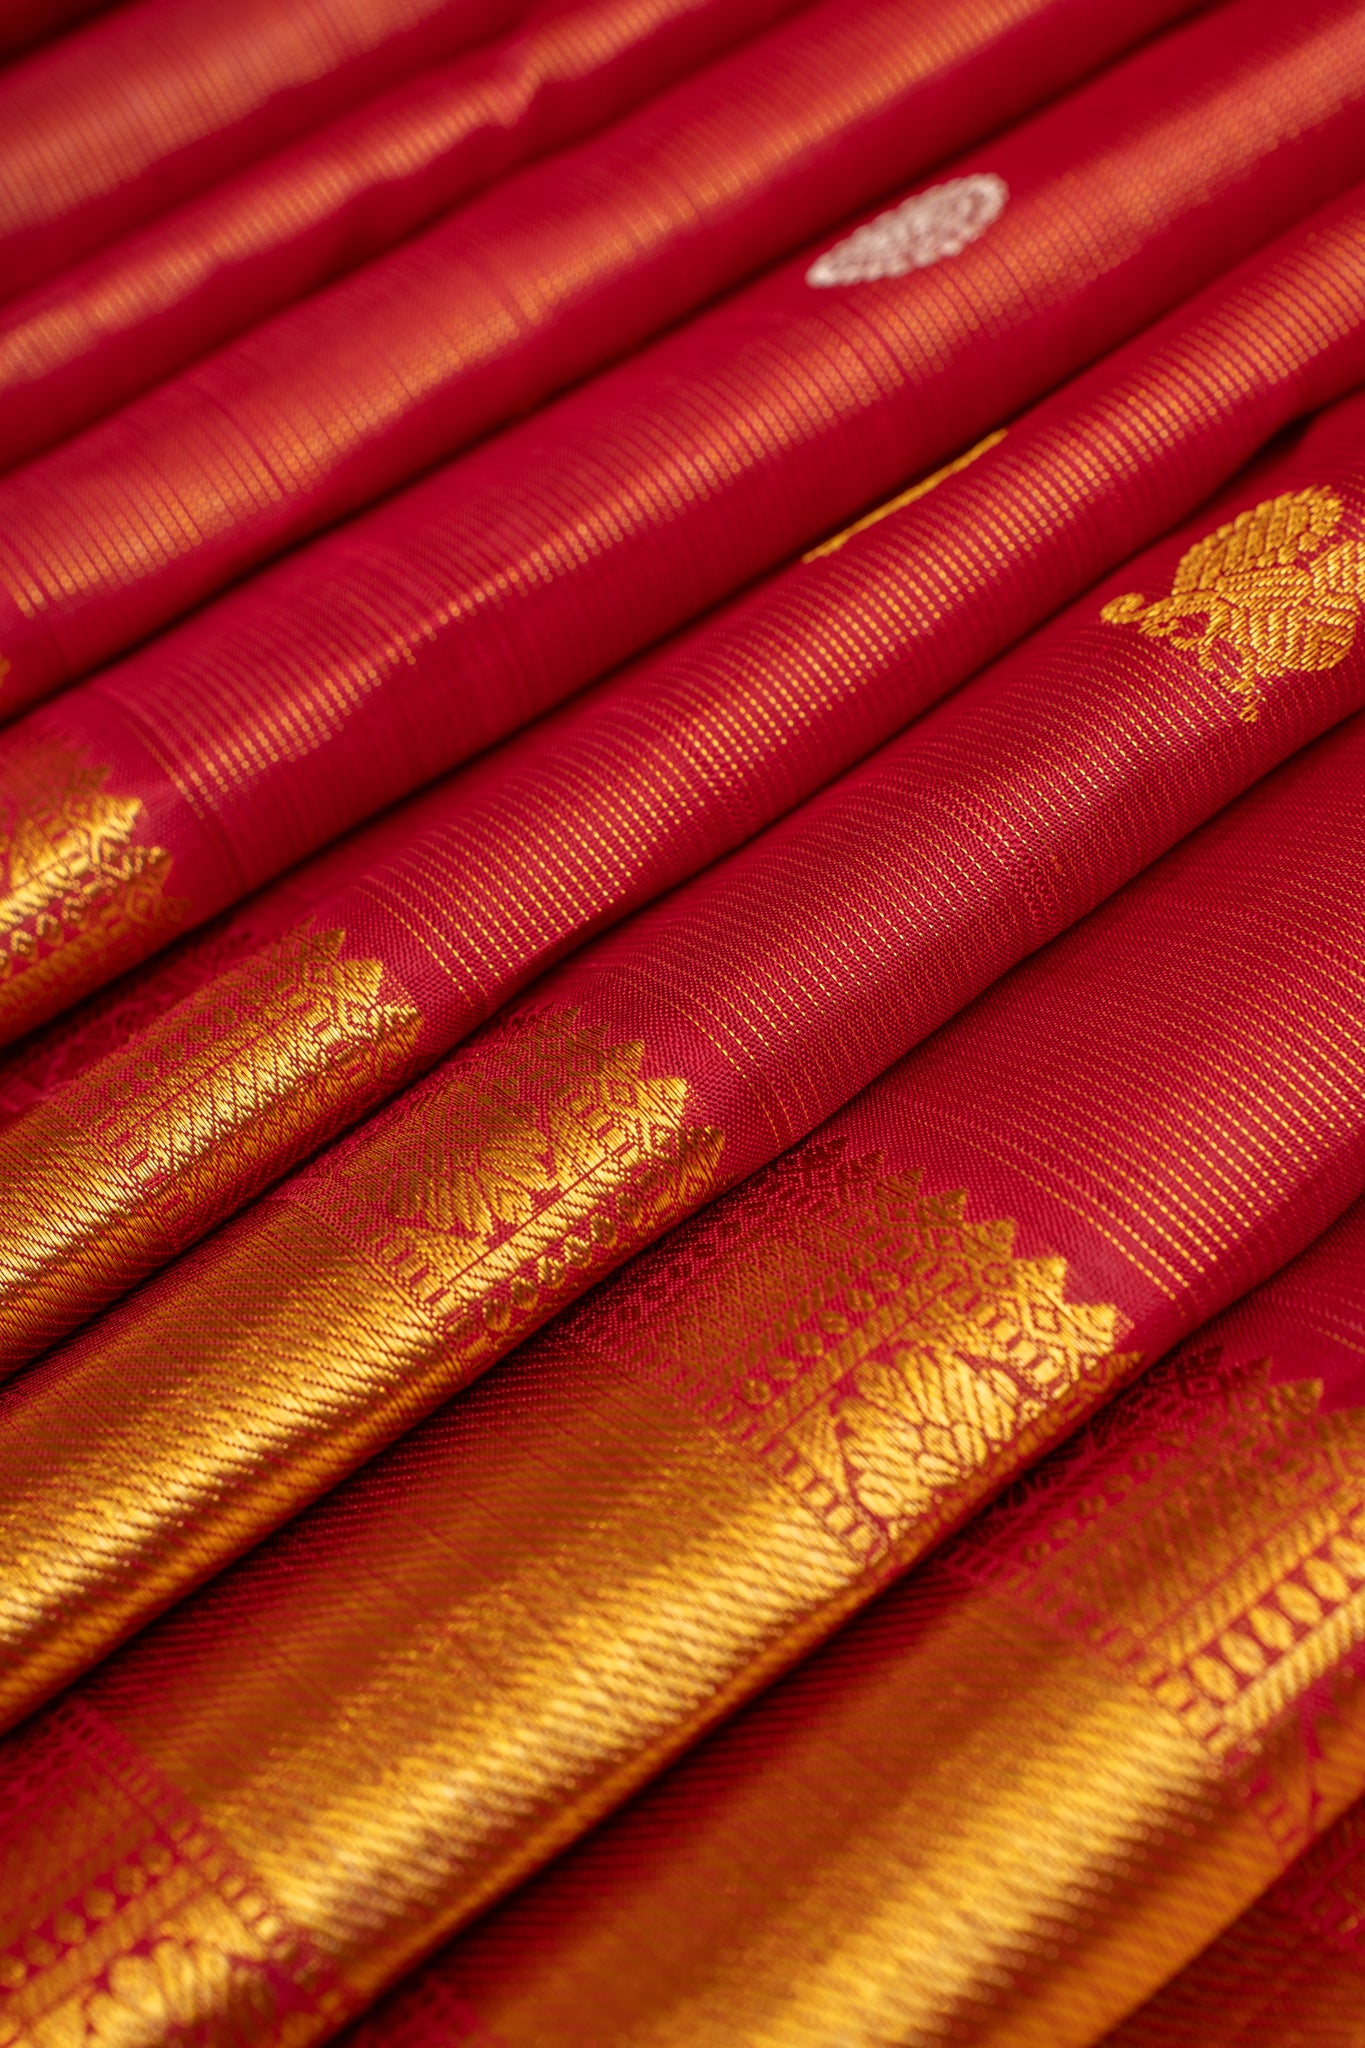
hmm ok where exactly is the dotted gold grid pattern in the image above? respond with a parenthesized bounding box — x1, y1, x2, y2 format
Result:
(4, 0, 1361, 717)
(0, 732, 186, 1047)
(0, 0, 803, 441)
(0, 1011, 720, 1732)
(0, 0, 514, 254)
(432, 1362, 1365, 2048)
(0, 1702, 352, 2048)
(0, 1155, 1118, 2023)
(0, 925, 423, 1372)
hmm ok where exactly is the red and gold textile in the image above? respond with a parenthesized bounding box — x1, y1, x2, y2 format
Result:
(0, 0, 1186, 474)
(4, 17, 1365, 1067)
(5, 403, 1365, 1728)
(4, 239, 1365, 1371)
(0, 0, 812, 469)
(1113, 1732, 1365, 2042)
(378, 1183, 1365, 2048)
(0, 0, 524, 301)
(1, 0, 1363, 710)
(3, 702, 1365, 2045)
(0, 0, 110, 65)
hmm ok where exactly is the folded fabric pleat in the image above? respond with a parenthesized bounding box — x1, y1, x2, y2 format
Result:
(0, 0, 525, 302)
(3, 189, 1365, 1370)
(0, 0, 814, 470)
(0, 0, 110, 64)
(379, 1175, 1365, 2048)
(1109, 1731, 1365, 2042)
(4, 704, 1365, 2047)
(3, 1, 1365, 1049)
(0, 0, 1271, 707)
(6, 389, 1365, 1729)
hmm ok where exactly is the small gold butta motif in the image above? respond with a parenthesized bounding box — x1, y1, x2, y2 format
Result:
(1101, 485, 1365, 721)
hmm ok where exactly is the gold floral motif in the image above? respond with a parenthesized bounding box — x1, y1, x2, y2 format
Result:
(0, 735, 186, 1043)
(304, 1007, 724, 1354)
(648, 1144, 1131, 1563)
(0, 924, 424, 1369)
(1101, 485, 1365, 721)
(0, 1705, 347, 2048)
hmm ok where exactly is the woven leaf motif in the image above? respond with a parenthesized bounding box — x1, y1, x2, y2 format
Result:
(615, 1142, 1129, 1565)
(302, 1009, 723, 1354)
(0, 735, 186, 1040)
(1101, 486, 1365, 720)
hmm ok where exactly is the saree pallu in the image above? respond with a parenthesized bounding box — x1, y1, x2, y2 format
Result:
(376, 1183, 1365, 2048)
(0, 0, 1306, 707)
(4, 32, 1365, 1051)
(4, 708, 1365, 2047)
(0, 0, 525, 302)
(5, 227, 1365, 1369)
(0, 0, 817, 473)
(6, 393, 1365, 1728)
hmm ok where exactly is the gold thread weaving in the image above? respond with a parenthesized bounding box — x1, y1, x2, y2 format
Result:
(0, 1009, 723, 1729)
(1101, 485, 1365, 721)
(0, 923, 423, 1370)
(0, 736, 185, 1042)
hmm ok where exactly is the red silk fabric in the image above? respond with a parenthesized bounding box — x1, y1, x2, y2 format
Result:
(5, 393, 1365, 1728)
(4, 216, 1365, 1369)
(343, 742, 1365, 2046)
(0, 0, 109, 63)
(0, 0, 1243, 703)
(0, 0, 527, 301)
(5, 706, 1365, 2042)
(2, 10, 1365, 1047)
(0, 0, 814, 470)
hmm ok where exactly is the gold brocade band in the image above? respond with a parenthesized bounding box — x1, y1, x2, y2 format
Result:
(0, 926, 423, 1366)
(0, 1011, 722, 1729)
(427, 1362, 1365, 2048)
(0, 1151, 1125, 2040)
(0, 734, 185, 1043)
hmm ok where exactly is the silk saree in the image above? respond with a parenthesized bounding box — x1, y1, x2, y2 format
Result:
(3, 1, 1365, 2043)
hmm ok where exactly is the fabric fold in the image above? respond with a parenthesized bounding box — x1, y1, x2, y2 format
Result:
(1109, 1740, 1365, 2041)
(0, 0, 109, 65)
(378, 1182, 1365, 2048)
(0, 0, 525, 303)
(3, 198, 1365, 1370)
(0, 0, 1183, 475)
(3, 11, 1365, 1046)
(0, 0, 1293, 706)
(3, 706, 1365, 2045)
(5, 393, 1365, 1728)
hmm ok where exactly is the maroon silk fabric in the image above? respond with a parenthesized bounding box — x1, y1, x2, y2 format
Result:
(0, 0, 110, 63)
(5, 389, 1365, 1731)
(0, 0, 527, 301)
(7, 706, 1365, 2044)
(0, 0, 1231, 702)
(338, 724, 1365, 2046)
(3, 7, 1365, 1049)
(0, 0, 814, 469)
(3, 200, 1365, 1370)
